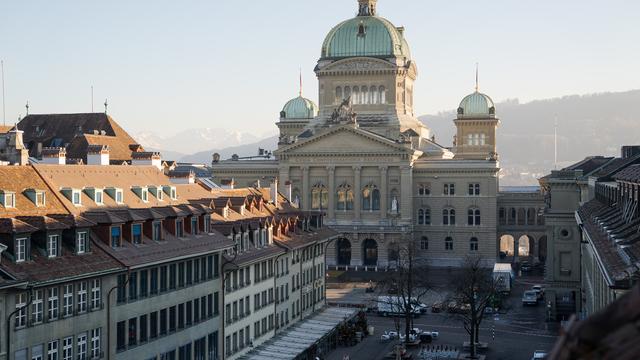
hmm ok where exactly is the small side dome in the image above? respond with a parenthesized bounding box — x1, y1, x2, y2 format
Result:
(457, 91, 496, 118)
(280, 96, 318, 120)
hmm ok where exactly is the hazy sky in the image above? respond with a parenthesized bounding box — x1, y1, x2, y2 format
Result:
(1, 0, 638, 137)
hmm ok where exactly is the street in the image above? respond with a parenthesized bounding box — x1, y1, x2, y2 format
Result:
(325, 269, 558, 360)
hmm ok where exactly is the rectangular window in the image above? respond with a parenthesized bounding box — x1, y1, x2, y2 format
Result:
(191, 217, 198, 235)
(117, 321, 126, 350)
(186, 301, 193, 326)
(186, 260, 193, 285)
(214, 292, 219, 316)
(48, 234, 59, 258)
(90, 328, 101, 359)
(62, 337, 73, 360)
(63, 284, 74, 316)
(90, 279, 101, 310)
(468, 183, 481, 196)
(194, 298, 200, 322)
(194, 337, 206, 360)
(149, 311, 158, 339)
(139, 314, 148, 343)
(178, 303, 185, 329)
(214, 254, 219, 278)
(15, 238, 26, 262)
(169, 264, 177, 290)
(200, 258, 207, 282)
(139, 270, 148, 298)
(128, 273, 137, 301)
(128, 318, 137, 346)
(169, 306, 176, 332)
(110, 226, 121, 248)
(77, 332, 87, 360)
(48, 287, 59, 321)
(76, 232, 87, 254)
(153, 221, 162, 241)
(160, 266, 168, 292)
(95, 190, 103, 205)
(207, 256, 213, 279)
(132, 224, 142, 244)
(194, 259, 200, 284)
(178, 262, 185, 287)
(207, 294, 213, 318)
(176, 219, 184, 237)
(178, 343, 191, 360)
(32, 289, 43, 323)
(115, 190, 123, 204)
(150, 268, 158, 295)
(159, 309, 167, 335)
(15, 293, 27, 328)
(208, 332, 218, 360)
(47, 340, 58, 360)
(444, 183, 455, 196)
(72, 191, 81, 205)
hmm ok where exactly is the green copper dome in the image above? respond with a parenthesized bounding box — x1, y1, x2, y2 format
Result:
(321, 14, 411, 59)
(457, 91, 496, 118)
(281, 96, 318, 120)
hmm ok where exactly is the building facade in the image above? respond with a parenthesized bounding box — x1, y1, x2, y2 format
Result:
(211, 0, 501, 268)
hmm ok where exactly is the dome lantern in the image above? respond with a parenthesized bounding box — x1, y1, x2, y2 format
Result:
(358, 0, 377, 16)
(280, 96, 318, 120)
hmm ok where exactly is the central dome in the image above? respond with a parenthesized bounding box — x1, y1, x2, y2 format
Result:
(321, 2, 411, 60)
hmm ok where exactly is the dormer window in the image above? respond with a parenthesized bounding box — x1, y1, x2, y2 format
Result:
(77, 231, 88, 254)
(132, 224, 142, 244)
(84, 188, 104, 205)
(0, 191, 16, 208)
(15, 237, 27, 263)
(24, 189, 46, 207)
(149, 186, 164, 201)
(47, 234, 60, 258)
(131, 186, 149, 202)
(176, 219, 184, 237)
(163, 185, 177, 200)
(110, 226, 122, 248)
(62, 188, 82, 206)
(105, 187, 124, 204)
(152, 221, 162, 241)
(191, 217, 198, 235)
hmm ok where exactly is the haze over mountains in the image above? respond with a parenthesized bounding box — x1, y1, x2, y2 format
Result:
(134, 90, 640, 186)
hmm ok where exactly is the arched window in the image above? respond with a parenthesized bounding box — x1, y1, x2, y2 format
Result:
(418, 184, 431, 196)
(420, 236, 428, 250)
(467, 208, 481, 226)
(311, 184, 328, 210)
(418, 209, 424, 225)
(379, 86, 386, 104)
(362, 86, 369, 104)
(344, 86, 351, 99)
(418, 208, 431, 225)
(445, 237, 453, 250)
(443, 208, 456, 225)
(362, 184, 380, 211)
(474, 134, 480, 145)
(470, 237, 479, 251)
(352, 86, 360, 104)
(336, 184, 354, 211)
(335, 87, 343, 103)
(370, 86, 378, 104)
(508, 208, 516, 225)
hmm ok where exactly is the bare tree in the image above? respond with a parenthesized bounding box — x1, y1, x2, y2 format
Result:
(450, 256, 497, 359)
(378, 239, 430, 344)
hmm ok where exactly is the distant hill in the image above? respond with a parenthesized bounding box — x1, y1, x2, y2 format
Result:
(421, 90, 640, 185)
(179, 136, 279, 164)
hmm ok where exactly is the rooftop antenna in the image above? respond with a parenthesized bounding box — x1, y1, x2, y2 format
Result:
(91, 85, 94, 112)
(554, 116, 558, 170)
(1, 60, 5, 126)
(25, 101, 29, 116)
(104, 99, 108, 115)
(475, 62, 479, 92)
(299, 68, 303, 97)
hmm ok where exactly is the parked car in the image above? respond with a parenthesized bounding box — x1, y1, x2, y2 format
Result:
(522, 290, 538, 306)
(531, 350, 547, 359)
(532, 285, 544, 300)
(448, 301, 471, 314)
(380, 330, 398, 341)
(520, 261, 532, 272)
(431, 302, 444, 313)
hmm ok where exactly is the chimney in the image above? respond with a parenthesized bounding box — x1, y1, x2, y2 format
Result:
(131, 151, 162, 170)
(8, 127, 25, 149)
(168, 170, 195, 184)
(41, 147, 66, 165)
(87, 145, 110, 165)
(284, 180, 293, 202)
(270, 179, 279, 206)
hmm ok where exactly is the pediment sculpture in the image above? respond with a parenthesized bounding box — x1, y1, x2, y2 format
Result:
(329, 97, 358, 126)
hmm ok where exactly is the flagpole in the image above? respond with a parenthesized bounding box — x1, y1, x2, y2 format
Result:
(1, 60, 5, 126)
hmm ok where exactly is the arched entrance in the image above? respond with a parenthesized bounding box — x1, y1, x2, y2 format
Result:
(500, 235, 515, 258)
(362, 239, 378, 266)
(336, 238, 351, 266)
(518, 235, 531, 258)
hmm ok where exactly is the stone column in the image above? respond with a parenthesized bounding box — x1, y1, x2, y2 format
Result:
(327, 166, 336, 221)
(302, 166, 310, 211)
(354, 166, 362, 222)
(400, 165, 413, 222)
(278, 166, 290, 185)
(379, 166, 388, 220)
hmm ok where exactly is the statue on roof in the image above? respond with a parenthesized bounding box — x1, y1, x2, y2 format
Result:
(329, 97, 357, 126)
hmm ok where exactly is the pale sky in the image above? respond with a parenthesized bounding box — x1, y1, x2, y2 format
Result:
(1, 0, 638, 137)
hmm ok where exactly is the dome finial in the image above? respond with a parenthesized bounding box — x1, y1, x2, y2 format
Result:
(475, 62, 479, 92)
(358, 0, 377, 16)
(299, 68, 303, 97)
